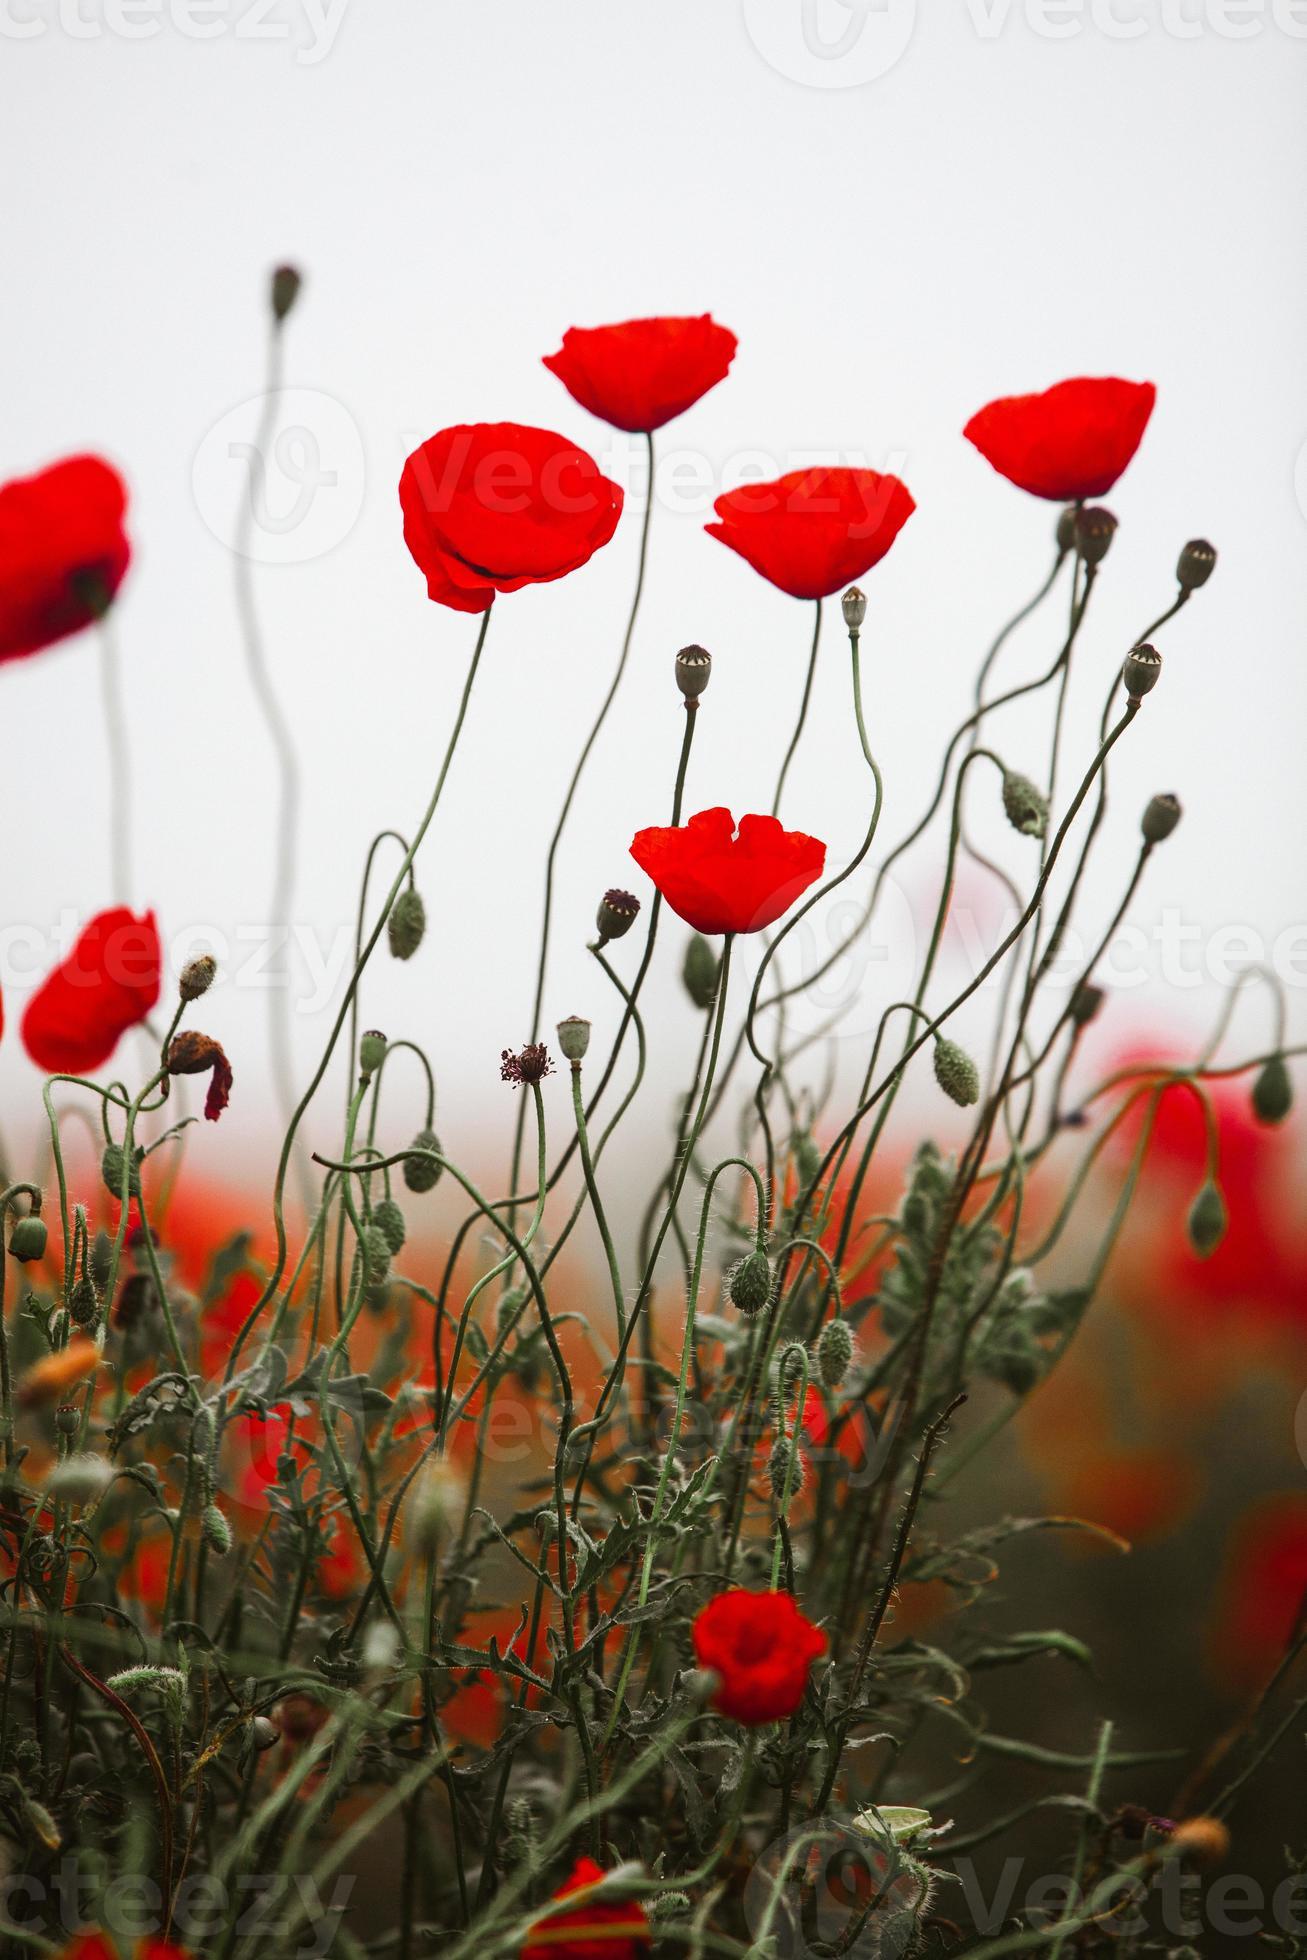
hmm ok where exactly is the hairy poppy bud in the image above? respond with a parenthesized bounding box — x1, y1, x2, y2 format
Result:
(768, 1434, 804, 1505)
(1075, 506, 1117, 567)
(373, 1197, 406, 1255)
(1187, 1180, 1227, 1259)
(1001, 769, 1049, 840)
(1141, 792, 1181, 844)
(358, 1029, 387, 1077)
(683, 933, 720, 1010)
(1122, 643, 1162, 703)
(54, 1404, 80, 1437)
(8, 1214, 47, 1264)
(387, 887, 426, 960)
(675, 643, 712, 699)
(250, 1715, 279, 1751)
(729, 1249, 772, 1316)
(556, 1015, 591, 1063)
(1252, 1056, 1293, 1126)
(842, 585, 867, 631)
(403, 1127, 443, 1193)
(179, 954, 216, 1001)
(1056, 505, 1078, 554)
(934, 1037, 980, 1108)
(1069, 981, 1105, 1028)
(202, 1502, 233, 1556)
(1176, 538, 1217, 591)
(359, 1224, 391, 1281)
(817, 1317, 854, 1387)
(270, 263, 302, 323)
(595, 887, 640, 946)
(67, 1277, 101, 1330)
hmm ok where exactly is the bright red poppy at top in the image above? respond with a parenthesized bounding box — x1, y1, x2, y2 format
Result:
(21, 907, 161, 1075)
(630, 808, 826, 936)
(521, 1856, 651, 1960)
(964, 376, 1156, 502)
(0, 454, 131, 665)
(542, 314, 738, 433)
(692, 1587, 827, 1724)
(706, 466, 915, 601)
(399, 422, 623, 614)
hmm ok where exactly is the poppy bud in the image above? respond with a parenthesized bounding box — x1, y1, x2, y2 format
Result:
(1176, 538, 1217, 591)
(817, 1317, 854, 1387)
(403, 1127, 443, 1193)
(8, 1214, 47, 1264)
(202, 1502, 233, 1556)
(270, 263, 302, 323)
(683, 933, 720, 1011)
(67, 1277, 101, 1330)
(387, 887, 427, 961)
(1251, 1057, 1293, 1126)
(250, 1715, 280, 1751)
(675, 644, 712, 700)
(1001, 770, 1049, 840)
(1075, 506, 1117, 567)
(729, 1249, 772, 1316)
(90, 1230, 112, 1294)
(358, 1029, 388, 1076)
(1141, 792, 1181, 844)
(767, 1435, 804, 1505)
(179, 954, 216, 1001)
(595, 887, 640, 946)
(359, 1224, 391, 1281)
(934, 1037, 980, 1108)
(1122, 643, 1162, 703)
(841, 585, 867, 631)
(1069, 982, 1105, 1028)
(649, 1894, 692, 1922)
(373, 1197, 407, 1255)
(1055, 505, 1078, 554)
(1187, 1180, 1227, 1259)
(54, 1404, 80, 1436)
(556, 1015, 591, 1063)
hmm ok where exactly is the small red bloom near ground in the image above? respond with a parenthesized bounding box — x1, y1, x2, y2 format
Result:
(521, 1856, 650, 1960)
(692, 1587, 827, 1724)
(59, 1934, 190, 1960)
(0, 454, 131, 664)
(399, 422, 623, 613)
(1211, 1494, 1307, 1685)
(22, 907, 160, 1074)
(542, 314, 737, 432)
(630, 808, 825, 935)
(706, 466, 914, 599)
(963, 376, 1156, 501)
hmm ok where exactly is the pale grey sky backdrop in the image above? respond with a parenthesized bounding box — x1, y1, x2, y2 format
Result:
(2, 2, 1305, 1185)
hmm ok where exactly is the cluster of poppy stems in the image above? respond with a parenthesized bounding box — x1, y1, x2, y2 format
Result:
(0, 313, 1165, 1960)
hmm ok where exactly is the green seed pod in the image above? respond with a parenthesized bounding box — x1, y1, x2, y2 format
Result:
(1069, 982, 1105, 1028)
(358, 1029, 388, 1076)
(1187, 1180, 1227, 1260)
(1055, 505, 1078, 554)
(1122, 643, 1162, 702)
(1001, 770, 1049, 840)
(683, 933, 720, 1011)
(101, 1143, 141, 1201)
(1176, 538, 1217, 591)
(54, 1404, 80, 1437)
(934, 1037, 980, 1108)
(179, 953, 216, 1001)
(387, 887, 427, 960)
(8, 1214, 48, 1264)
(201, 1502, 233, 1556)
(729, 1249, 772, 1316)
(1252, 1057, 1293, 1126)
(270, 263, 302, 323)
(1075, 505, 1118, 567)
(842, 585, 867, 631)
(403, 1127, 443, 1193)
(359, 1224, 391, 1282)
(817, 1317, 854, 1387)
(373, 1197, 407, 1255)
(767, 1435, 804, 1505)
(1141, 792, 1181, 844)
(595, 887, 640, 945)
(675, 643, 712, 699)
(556, 1015, 591, 1062)
(67, 1277, 102, 1330)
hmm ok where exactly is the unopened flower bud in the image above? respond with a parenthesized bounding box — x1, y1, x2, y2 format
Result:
(1252, 1056, 1293, 1126)
(729, 1249, 772, 1316)
(387, 887, 426, 961)
(682, 933, 720, 1011)
(403, 1127, 443, 1193)
(767, 1435, 804, 1505)
(817, 1317, 854, 1387)
(250, 1715, 280, 1751)
(359, 1224, 391, 1281)
(1056, 505, 1078, 553)
(54, 1404, 80, 1436)
(67, 1277, 102, 1330)
(1141, 792, 1181, 844)
(270, 263, 302, 323)
(842, 585, 867, 631)
(496, 1283, 528, 1337)
(1001, 770, 1048, 840)
(934, 1037, 980, 1108)
(1075, 506, 1118, 567)
(1122, 643, 1162, 702)
(1187, 1180, 1227, 1259)
(373, 1197, 406, 1255)
(556, 1016, 591, 1063)
(202, 1502, 233, 1556)
(1176, 538, 1217, 591)
(1069, 982, 1105, 1029)
(649, 1893, 692, 1922)
(595, 887, 640, 946)
(179, 954, 216, 1001)
(8, 1214, 47, 1264)
(675, 644, 712, 699)
(358, 1029, 387, 1076)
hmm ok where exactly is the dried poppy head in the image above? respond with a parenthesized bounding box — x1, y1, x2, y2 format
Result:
(165, 1030, 233, 1122)
(500, 1044, 554, 1088)
(595, 888, 640, 945)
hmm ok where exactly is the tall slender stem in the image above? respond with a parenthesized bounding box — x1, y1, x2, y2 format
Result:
(98, 615, 132, 905)
(771, 598, 822, 819)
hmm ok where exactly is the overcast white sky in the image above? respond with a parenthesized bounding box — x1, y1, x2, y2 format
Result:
(2, 2, 1305, 1189)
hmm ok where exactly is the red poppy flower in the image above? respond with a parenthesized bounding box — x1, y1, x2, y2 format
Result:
(542, 314, 737, 433)
(0, 455, 131, 665)
(630, 807, 825, 936)
(963, 377, 1156, 502)
(399, 422, 623, 614)
(1211, 1495, 1307, 1685)
(522, 1856, 651, 1960)
(59, 1937, 190, 1960)
(692, 1587, 826, 1724)
(705, 467, 914, 601)
(21, 908, 160, 1075)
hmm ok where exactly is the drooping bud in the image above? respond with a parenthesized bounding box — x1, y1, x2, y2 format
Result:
(1251, 1057, 1293, 1126)
(767, 1435, 804, 1505)
(8, 1214, 48, 1264)
(1068, 982, 1105, 1029)
(1001, 769, 1049, 840)
(1122, 643, 1162, 702)
(1055, 505, 1078, 554)
(675, 644, 712, 699)
(817, 1317, 854, 1387)
(201, 1502, 233, 1556)
(359, 1224, 392, 1282)
(1176, 538, 1217, 591)
(358, 1029, 388, 1076)
(1075, 506, 1118, 567)
(934, 1037, 980, 1108)
(1187, 1180, 1227, 1259)
(387, 887, 426, 961)
(1141, 792, 1181, 845)
(682, 933, 720, 1011)
(556, 1016, 591, 1063)
(179, 954, 216, 1001)
(403, 1127, 443, 1193)
(373, 1197, 407, 1255)
(729, 1249, 773, 1316)
(270, 263, 302, 323)
(595, 887, 640, 946)
(250, 1715, 280, 1751)
(841, 585, 867, 631)
(67, 1277, 102, 1330)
